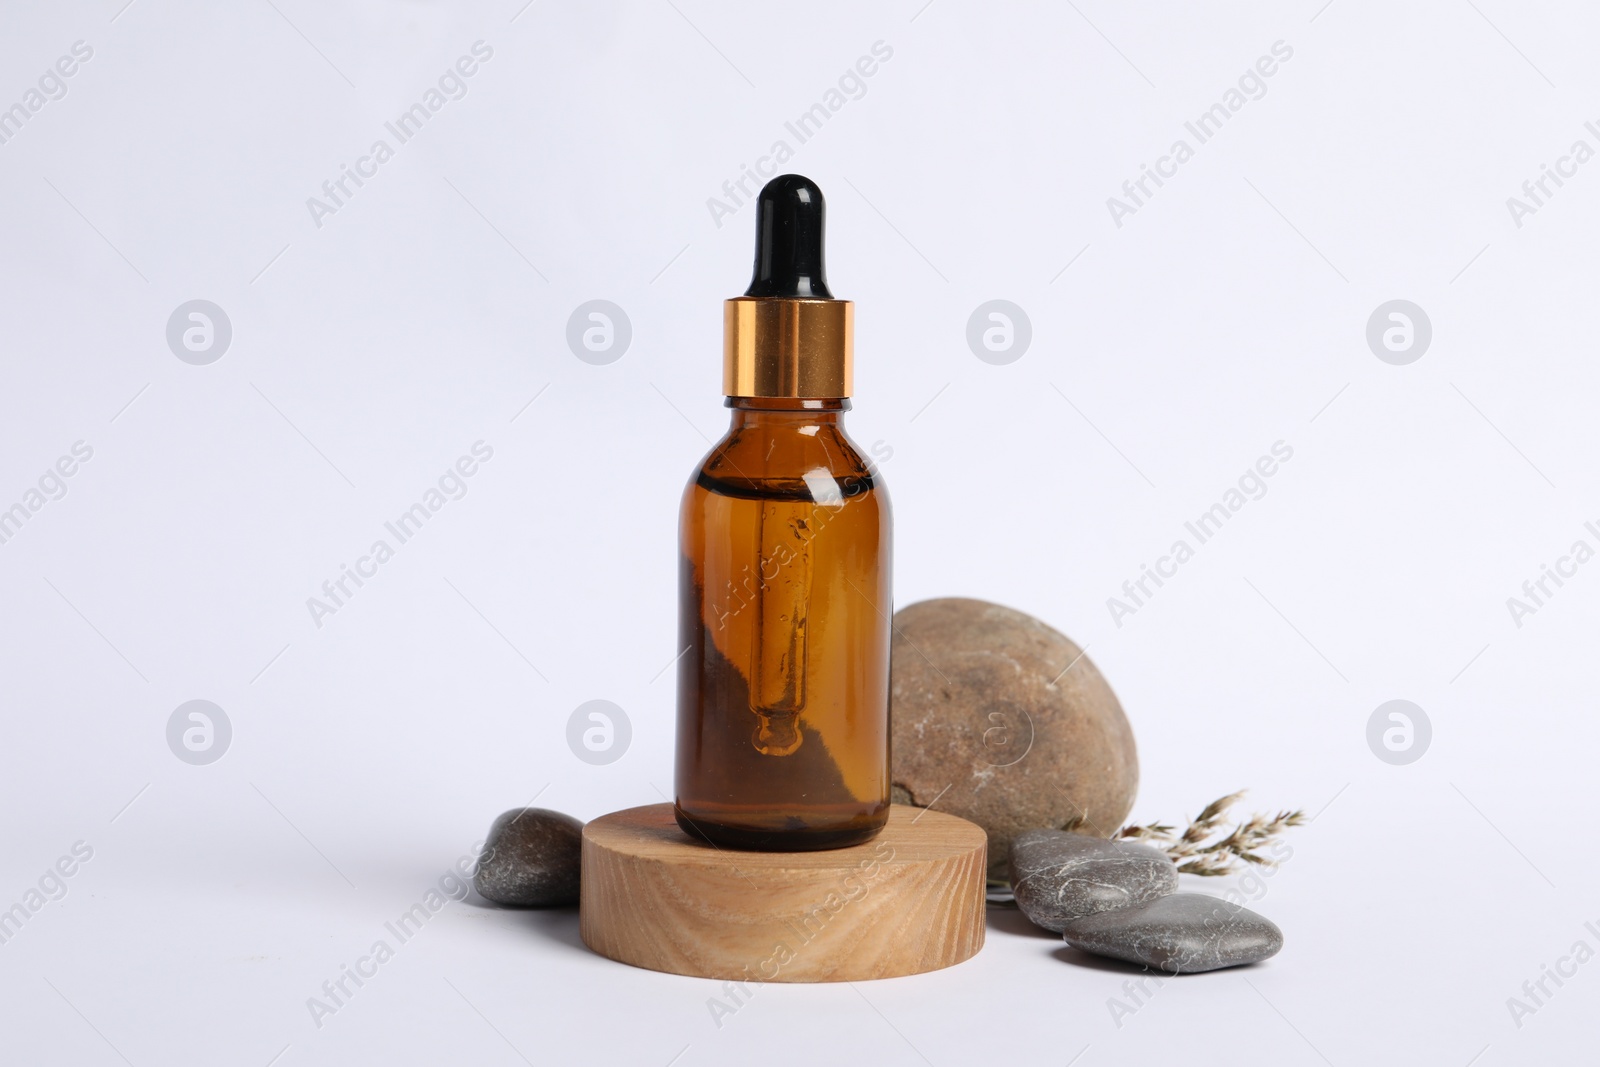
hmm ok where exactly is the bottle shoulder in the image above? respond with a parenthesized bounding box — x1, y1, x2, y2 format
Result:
(684, 418, 888, 507)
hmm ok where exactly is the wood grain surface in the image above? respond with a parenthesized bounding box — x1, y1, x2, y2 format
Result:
(579, 803, 987, 982)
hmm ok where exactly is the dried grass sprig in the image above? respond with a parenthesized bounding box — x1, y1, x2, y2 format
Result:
(1113, 791, 1305, 877)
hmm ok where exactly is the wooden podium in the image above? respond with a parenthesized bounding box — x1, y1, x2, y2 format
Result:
(579, 803, 987, 982)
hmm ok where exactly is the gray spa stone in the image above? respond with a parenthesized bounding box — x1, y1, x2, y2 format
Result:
(473, 808, 583, 907)
(1060, 893, 1283, 973)
(1009, 828, 1178, 931)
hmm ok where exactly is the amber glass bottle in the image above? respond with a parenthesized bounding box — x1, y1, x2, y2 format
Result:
(675, 175, 891, 851)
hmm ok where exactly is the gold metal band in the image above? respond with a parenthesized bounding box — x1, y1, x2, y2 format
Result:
(723, 297, 853, 398)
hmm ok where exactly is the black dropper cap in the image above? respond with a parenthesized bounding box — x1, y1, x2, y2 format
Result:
(745, 174, 832, 299)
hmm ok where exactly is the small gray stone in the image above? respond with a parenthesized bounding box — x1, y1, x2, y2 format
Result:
(1010, 829, 1178, 931)
(473, 808, 583, 907)
(1060, 893, 1283, 973)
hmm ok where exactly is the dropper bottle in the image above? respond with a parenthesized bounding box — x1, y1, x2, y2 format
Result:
(674, 174, 892, 851)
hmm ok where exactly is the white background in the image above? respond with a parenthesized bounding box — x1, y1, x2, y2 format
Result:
(1, 1, 1595, 1064)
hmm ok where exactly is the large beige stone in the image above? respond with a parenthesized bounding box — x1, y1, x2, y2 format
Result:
(890, 598, 1138, 879)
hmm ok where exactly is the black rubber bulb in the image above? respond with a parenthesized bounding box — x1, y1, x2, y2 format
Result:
(745, 174, 832, 299)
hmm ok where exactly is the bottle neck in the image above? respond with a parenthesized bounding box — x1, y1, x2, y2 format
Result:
(725, 396, 849, 429)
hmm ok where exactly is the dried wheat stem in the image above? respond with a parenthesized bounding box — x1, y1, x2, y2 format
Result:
(1115, 791, 1306, 878)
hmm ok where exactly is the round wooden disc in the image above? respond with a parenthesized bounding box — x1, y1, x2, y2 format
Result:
(579, 803, 987, 982)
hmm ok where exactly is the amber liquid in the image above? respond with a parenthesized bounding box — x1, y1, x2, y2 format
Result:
(675, 399, 891, 850)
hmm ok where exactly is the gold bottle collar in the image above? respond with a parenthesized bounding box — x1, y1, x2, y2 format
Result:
(723, 297, 853, 398)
